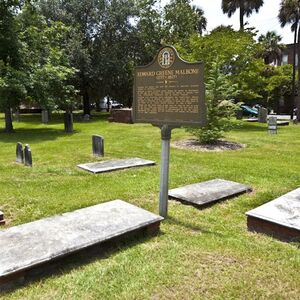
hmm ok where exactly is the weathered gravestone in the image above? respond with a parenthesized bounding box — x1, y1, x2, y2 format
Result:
(83, 114, 90, 122)
(16, 142, 24, 164)
(41, 110, 49, 124)
(258, 107, 267, 123)
(78, 158, 155, 174)
(236, 109, 243, 120)
(24, 144, 32, 167)
(14, 109, 20, 122)
(64, 112, 73, 133)
(246, 188, 300, 242)
(92, 135, 104, 157)
(133, 46, 206, 217)
(268, 116, 277, 134)
(169, 179, 252, 208)
(0, 211, 5, 226)
(0, 200, 163, 288)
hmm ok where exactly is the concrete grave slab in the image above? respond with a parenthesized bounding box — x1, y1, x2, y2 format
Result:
(277, 121, 289, 126)
(77, 157, 155, 174)
(0, 200, 163, 287)
(169, 179, 252, 208)
(245, 118, 258, 122)
(246, 188, 300, 242)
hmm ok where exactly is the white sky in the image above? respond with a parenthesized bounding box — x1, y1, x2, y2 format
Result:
(162, 0, 295, 44)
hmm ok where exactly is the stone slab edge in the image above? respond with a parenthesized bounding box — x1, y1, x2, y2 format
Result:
(246, 189, 300, 231)
(0, 200, 163, 279)
(77, 158, 155, 174)
(247, 215, 300, 242)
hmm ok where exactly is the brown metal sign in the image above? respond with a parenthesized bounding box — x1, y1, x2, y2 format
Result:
(133, 46, 206, 126)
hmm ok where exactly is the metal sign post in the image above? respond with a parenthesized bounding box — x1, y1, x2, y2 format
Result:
(132, 46, 206, 218)
(159, 125, 172, 217)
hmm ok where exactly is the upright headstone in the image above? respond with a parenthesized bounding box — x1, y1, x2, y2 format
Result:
(268, 116, 277, 134)
(258, 107, 268, 123)
(41, 110, 49, 124)
(16, 142, 24, 164)
(83, 114, 90, 122)
(236, 109, 243, 120)
(64, 112, 73, 133)
(15, 109, 20, 122)
(92, 135, 104, 157)
(24, 144, 32, 167)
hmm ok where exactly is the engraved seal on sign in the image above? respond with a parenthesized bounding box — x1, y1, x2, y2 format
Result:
(158, 47, 175, 69)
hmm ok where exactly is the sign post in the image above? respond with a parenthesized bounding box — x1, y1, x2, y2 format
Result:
(133, 46, 206, 217)
(159, 125, 172, 217)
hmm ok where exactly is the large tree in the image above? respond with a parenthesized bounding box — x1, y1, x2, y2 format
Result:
(221, 0, 264, 30)
(164, 0, 207, 44)
(278, 0, 300, 118)
(182, 26, 265, 103)
(0, 0, 25, 132)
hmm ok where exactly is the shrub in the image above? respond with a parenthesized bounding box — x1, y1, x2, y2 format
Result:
(186, 60, 240, 144)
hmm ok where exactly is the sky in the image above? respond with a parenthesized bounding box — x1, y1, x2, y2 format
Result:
(162, 0, 295, 44)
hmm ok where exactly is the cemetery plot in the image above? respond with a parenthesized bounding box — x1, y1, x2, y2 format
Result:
(77, 157, 155, 174)
(0, 200, 163, 287)
(169, 179, 252, 208)
(246, 188, 300, 242)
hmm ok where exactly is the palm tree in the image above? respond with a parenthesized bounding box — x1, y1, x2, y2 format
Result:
(192, 6, 207, 35)
(258, 31, 285, 65)
(221, 0, 264, 30)
(278, 0, 300, 118)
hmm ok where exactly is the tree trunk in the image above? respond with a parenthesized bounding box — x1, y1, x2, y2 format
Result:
(83, 88, 90, 116)
(64, 110, 73, 133)
(296, 22, 300, 121)
(239, 4, 244, 31)
(292, 22, 297, 118)
(4, 108, 13, 133)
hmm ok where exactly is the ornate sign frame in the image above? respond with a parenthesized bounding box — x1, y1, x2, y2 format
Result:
(133, 46, 206, 127)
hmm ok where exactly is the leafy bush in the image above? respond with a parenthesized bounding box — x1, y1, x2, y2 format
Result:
(186, 60, 240, 144)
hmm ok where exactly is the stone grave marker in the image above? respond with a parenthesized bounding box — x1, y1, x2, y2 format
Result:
(92, 135, 104, 157)
(236, 109, 243, 120)
(14, 109, 20, 122)
(258, 107, 267, 123)
(0, 200, 163, 287)
(78, 157, 155, 174)
(83, 114, 90, 121)
(64, 112, 73, 133)
(24, 144, 32, 167)
(246, 188, 300, 242)
(268, 116, 277, 134)
(16, 142, 24, 164)
(41, 110, 49, 124)
(169, 179, 252, 208)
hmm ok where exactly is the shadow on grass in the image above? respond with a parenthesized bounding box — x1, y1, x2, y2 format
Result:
(0, 227, 164, 294)
(0, 128, 73, 144)
(167, 216, 224, 237)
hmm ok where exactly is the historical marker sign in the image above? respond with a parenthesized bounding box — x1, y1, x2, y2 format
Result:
(133, 46, 206, 127)
(133, 46, 206, 218)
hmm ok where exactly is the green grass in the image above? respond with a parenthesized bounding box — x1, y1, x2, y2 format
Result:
(0, 112, 299, 299)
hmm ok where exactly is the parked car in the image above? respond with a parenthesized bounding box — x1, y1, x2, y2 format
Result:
(99, 98, 124, 111)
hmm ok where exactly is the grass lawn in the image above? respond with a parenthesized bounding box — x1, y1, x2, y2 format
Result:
(0, 112, 299, 299)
